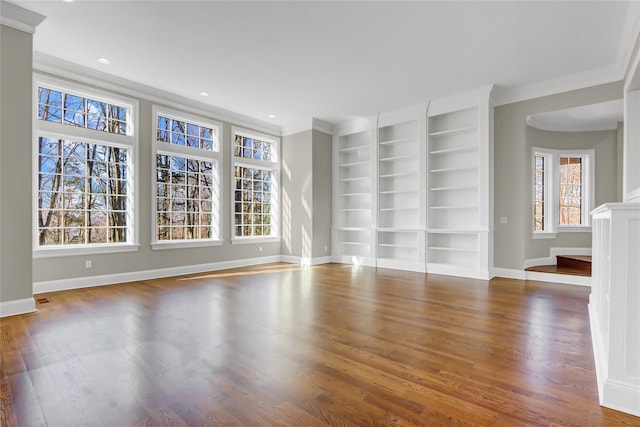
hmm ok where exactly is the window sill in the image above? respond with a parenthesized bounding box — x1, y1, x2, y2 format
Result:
(557, 226, 592, 233)
(231, 236, 280, 245)
(532, 232, 557, 239)
(33, 243, 140, 258)
(151, 239, 223, 250)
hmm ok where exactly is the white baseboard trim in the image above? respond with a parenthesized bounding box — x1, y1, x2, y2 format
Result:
(376, 258, 426, 273)
(492, 267, 591, 286)
(426, 263, 490, 280)
(524, 247, 592, 269)
(332, 255, 376, 267)
(589, 301, 607, 401)
(279, 255, 333, 266)
(523, 257, 554, 269)
(33, 255, 282, 294)
(0, 297, 36, 318)
(525, 271, 591, 286)
(491, 268, 526, 280)
(601, 379, 640, 417)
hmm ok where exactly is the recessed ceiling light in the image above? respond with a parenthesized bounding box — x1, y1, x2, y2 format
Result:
(63, 0, 74, 3)
(199, 92, 209, 97)
(96, 57, 111, 65)
(268, 114, 276, 119)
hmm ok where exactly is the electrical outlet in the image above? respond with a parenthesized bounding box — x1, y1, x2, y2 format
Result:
(500, 217, 508, 224)
(85, 260, 92, 269)
(259, 246, 263, 252)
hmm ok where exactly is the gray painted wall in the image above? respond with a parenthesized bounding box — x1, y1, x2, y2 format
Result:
(281, 130, 313, 258)
(280, 129, 332, 260)
(311, 130, 332, 258)
(494, 81, 623, 270)
(0, 25, 33, 303)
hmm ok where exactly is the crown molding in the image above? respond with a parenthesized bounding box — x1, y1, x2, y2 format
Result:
(620, 0, 640, 81)
(33, 52, 282, 136)
(493, 64, 622, 107)
(0, 1, 45, 34)
(312, 118, 335, 136)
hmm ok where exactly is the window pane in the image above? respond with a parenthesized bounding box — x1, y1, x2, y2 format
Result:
(38, 87, 129, 136)
(37, 138, 129, 247)
(233, 165, 275, 237)
(234, 134, 274, 161)
(534, 155, 545, 231)
(155, 153, 216, 241)
(559, 157, 582, 225)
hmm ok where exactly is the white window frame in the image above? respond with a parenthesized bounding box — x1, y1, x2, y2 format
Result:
(532, 147, 595, 239)
(231, 127, 280, 244)
(33, 73, 139, 258)
(151, 106, 222, 250)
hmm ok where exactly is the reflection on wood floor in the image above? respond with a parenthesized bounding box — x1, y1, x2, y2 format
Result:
(2, 263, 638, 426)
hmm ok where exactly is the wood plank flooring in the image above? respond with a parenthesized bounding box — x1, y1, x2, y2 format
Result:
(1, 263, 639, 426)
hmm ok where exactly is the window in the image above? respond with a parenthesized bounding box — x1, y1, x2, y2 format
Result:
(152, 107, 221, 249)
(232, 128, 279, 242)
(532, 148, 594, 237)
(34, 76, 137, 255)
(534, 154, 546, 231)
(559, 156, 584, 225)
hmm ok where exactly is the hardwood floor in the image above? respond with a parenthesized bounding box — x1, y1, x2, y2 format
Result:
(1, 263, 638, 426)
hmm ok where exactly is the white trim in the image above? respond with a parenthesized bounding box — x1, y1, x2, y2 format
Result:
(151, 240, 223, 250)
(494, 64, 623, 107)
(377, 258, 427, 273)
(151, 105, 223, 245)
(231, 236, 280, 245)
(33, 255, 283, 294)
(231, 126, 281, 241)
(281, 117, 336, 137)
(525, 271, 591, 286)
(280, 255, 333, 266)
(532, 147, 595, 233)
(0, 297, 36, 318)
(492, 267, 591, 286)
(531, 232, 557, 240)
(0, 1, 45, 34)
(491, 267, 526, 280)
(591, 299, 640, 417)
(33, 74, 140, 251)
(34, 243, 140, 259)
(426, 263, 491, 280)
(620, 0, 640, 82)
(523, 247, 592, 269)
(312, 118, 335, 136)
(334, 117, 376, 137)
(523, 257, 554, 269)
(33, 53, 281, 136)
(600, 379, 640, 417)
(625, 187, 640, 203)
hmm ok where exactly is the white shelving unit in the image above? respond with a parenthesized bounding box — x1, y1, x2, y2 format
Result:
(331, 88, 493, 279)
(376, 106, 427, 272)
(332, 120, 375, 266)
(426, 87, 494, 279)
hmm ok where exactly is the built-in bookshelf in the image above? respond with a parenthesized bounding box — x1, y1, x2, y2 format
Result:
(331, 87, 493, 279)
(426, 88, 493, 279)
(332, 121, 375, 265)
(376, 107, 427, 272)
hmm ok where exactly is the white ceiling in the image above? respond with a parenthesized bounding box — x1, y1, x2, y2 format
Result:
(8, 0, 640, 134)
(526, 99, 624, 132)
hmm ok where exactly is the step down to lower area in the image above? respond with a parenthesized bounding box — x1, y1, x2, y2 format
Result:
(525, 255, 592, 277)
